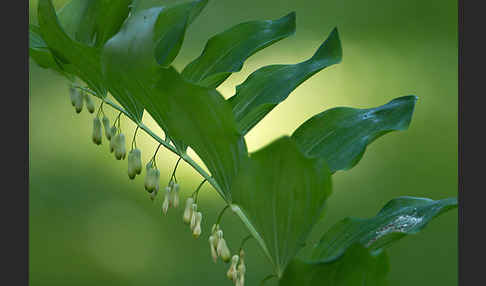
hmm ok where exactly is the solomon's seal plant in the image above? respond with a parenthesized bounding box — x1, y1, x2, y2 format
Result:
(30, 0, 457, 285)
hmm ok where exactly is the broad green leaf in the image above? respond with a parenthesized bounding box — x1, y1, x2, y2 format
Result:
(181, 12, 296, 88)
(292, 95, 418, 172)
(131, 0, 208, 25)
(102, 2, 201, 122)
(57, 0, 132, 47)
(311, 196, 458, 262)
(228, 27, 342, 134)
(37, 0, 106, 95)
(146, 67, 248, 198)
(29, 24, 70, 78)
(231, 137, 332, 277)
(280, 244, 389, 286)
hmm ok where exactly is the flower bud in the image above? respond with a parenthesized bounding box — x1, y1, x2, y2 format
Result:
(109, 128, 118, 153)
(150, 184, 159, 201)
(162, 194, 170, 215)
(69, 87, 78, 106)
(153, 169, 160, 190)
(132, 148, 142, 175)
(237, 249, 246, 286)
(127, 150, 137, 179)
(237, 257, 246, 276)
(227, 255, 239, 280)
(183, 197, 194, 224)
(144, 162, 157, 192)
(171, 183, 180, 208)
(237, 273, 245, 286)
(74, 90, 84, 113)
(192, 212, 202, 238)
(190, 203, 198, 230)
(114, 133, 126, 160)
(92, 117, 102, 145)
(102, 116, 112, 140)
(217, 236, 231, 263)
(84, 93, 95, 114)
(190, 204, 197, 230)
(209, 235, 218, 263)
(211, 229, 220, 249)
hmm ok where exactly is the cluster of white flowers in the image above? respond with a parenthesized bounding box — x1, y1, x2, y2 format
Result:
(69, 86, 250, 284)
(183, 197, 203, 238)
(207, 224, 247, 285)
(162, 180, 180, 214)
(69, 87, 95, 114)
(228, 249, 246, 286)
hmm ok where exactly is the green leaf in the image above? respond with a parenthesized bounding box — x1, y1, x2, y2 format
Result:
(228, 27, 342, 134)
(292, 95, 418, 172)
(311, 196, 458, 262)
(102, 2, 202, 122)
(131, 0, 208, 25)
(29, 24, 70, 77)
(37, 0, 106, 95)
(57, 0, 132, 47)
(181, 12, 296, 88)
(231, 137, 332, 277)
(280, 244, 389, 286)
(148, 67, 248, 198)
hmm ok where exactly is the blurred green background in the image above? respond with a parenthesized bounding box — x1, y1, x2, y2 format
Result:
(29, 0, 458, 285)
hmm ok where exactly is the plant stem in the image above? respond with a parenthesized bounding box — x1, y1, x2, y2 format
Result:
(192, 179, 207, 203)
(169, 157, 182, 183)
(215, 205, 230, 225)
(239, 235, 253, 251)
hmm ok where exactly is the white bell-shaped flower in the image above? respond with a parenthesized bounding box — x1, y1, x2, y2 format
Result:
(227, 255, 239, 281)
(84, 93, 95, 114)
(192, 212, 202, 238)
(190, 203, 198, 230)
(114, 133, 126, 160)
(183, 197, 194, 224)
(209, 235, 218, 263)
(217, 231, 231, 262)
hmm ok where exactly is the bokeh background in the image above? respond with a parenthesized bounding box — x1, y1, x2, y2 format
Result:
(29, 0, 458, 285)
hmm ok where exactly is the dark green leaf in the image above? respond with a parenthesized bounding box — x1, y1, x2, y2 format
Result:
(102, 2, 201, 122)
(181, 12, 296, 88)
(231, 137, 332, 277)
(131, 0, 208, 25)
(37, 0, 106, 95)
(148, 67, 248, 198)
(280, 244, 389, 286)
(57, 0, 132, 47)
(311, 196, 458, 262)
(292, 95, 418, 172)
(103, 1, 246, 195)
(29, 24, 70, 77)
(228, 27, 342, 134)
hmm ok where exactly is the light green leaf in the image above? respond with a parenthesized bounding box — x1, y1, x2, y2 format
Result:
(181, 12, 296, 88)
(280, 244, 389, 286)
(228, 27, 342, 134)
(37, 0, 106, 95)
(102, 2, 202, 122)
(57, 0, 132, 47)
(146, 67, 248, 198)
(231, 137, 332, 277)
(292, 95, 417, 172)
(311, 196, 458, 262)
